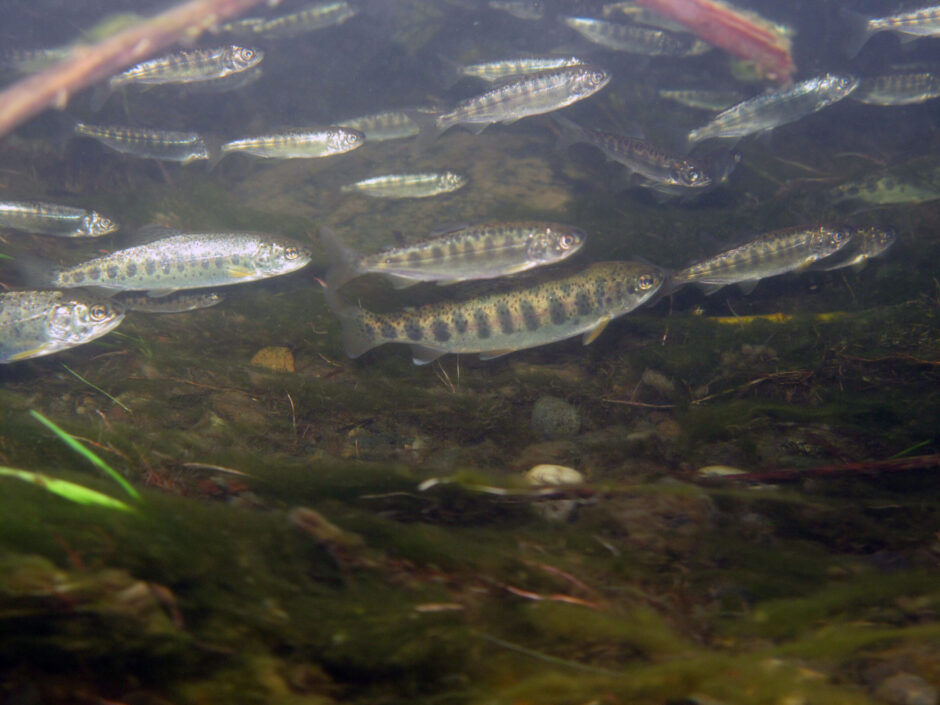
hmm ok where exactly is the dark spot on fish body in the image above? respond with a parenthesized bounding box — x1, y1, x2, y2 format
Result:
(360, 321, 376, 339)
(381, 323, 398, 339)
(72, 271, 85, 283)
(452, 311, 469, 334)
(231, 255, 241, 265)
(106, 265, 119, 279)
(215, 257, 224, 269)
(474, 309, 491, 339)
(496, 303, 514, 334)
(448, 242, 460, 257)
(145, 260, 157, 275)
(432, 319, 451, 342)
(125, 262, 137, 277)
(408, 252, 422, 265)
(549, 297, 567, 325)
(405, 320, 424, 341)
(88, 267, 101, 281)
(431, 246, 444, 261)
(201, 259, 210, 269)
(483, 237, 495, 252)
(160, 259, 172, 275)
(559, 283, 572, 296)
(575, 291, 592, 316)
(520, 299, 539, 331)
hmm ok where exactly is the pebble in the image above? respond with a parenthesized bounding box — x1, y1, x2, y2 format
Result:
(525, 464, 584, 486)
(530, 395, 580, 439)
(876, 673, 937, 705)
(250, 346, 295, 372)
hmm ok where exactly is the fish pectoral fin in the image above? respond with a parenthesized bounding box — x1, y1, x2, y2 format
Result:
(737, 280, 759, 295)
(701, 283, 725, 296)
(582, 316, 612, 345)
(478, 348, 514, 361)
(227, 265, 255, 278)
(411, 345, 447, 365)
(434, 279, 462, 286)
(463, 122, 490, 135)
(7, 345, 50, 361)
(503, 262, 535, 275)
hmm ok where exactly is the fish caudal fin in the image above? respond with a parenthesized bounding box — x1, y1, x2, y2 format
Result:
(405, 108, 445, 154)
(839, 7, 874, 57)
(11, 254, 61, 289)
(319, 226, 361, 290)
(321, 282, 380, 360)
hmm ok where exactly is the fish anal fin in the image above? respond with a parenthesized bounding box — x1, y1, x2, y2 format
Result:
(386, 274, 420, 289)
(737, 280, 759, 295)
(582, 316, 611, 345)
(7, 346, 49, 362)
(463, 122, 490, 135)
(478, 348, 514, 361)
(411, 344, 447, 365)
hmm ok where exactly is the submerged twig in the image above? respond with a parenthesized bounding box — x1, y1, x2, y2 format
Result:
(0, 0, 266, 138)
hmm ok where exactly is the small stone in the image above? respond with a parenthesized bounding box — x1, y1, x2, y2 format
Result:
(530, 395, 580, 439)
(698, 465, 747, 477)
(876, 673, 937, 705)
(525, 464, 584, 486)
(250, 346, 294, 372)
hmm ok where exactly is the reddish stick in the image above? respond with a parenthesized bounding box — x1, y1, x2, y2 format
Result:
(0, 0, 266, 139)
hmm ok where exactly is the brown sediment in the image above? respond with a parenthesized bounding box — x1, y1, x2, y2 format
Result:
(0, 0, 265, 139)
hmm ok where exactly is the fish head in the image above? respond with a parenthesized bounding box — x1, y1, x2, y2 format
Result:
(825, 73, 861, 98)
(441, 172, 468, 191)
(80, 211, 119, 237)
(253, 238, 313, 275)
(225, 45, 264, 72)
(527, 225, 586, 263)
(573, 65, 611, 95)
(48, 296, 125, 348)
(817, 226, 854, 255)
(855, 226, 897, 256)
(671, 161, 712, 188)
(633, 268, 664, 298)
(327, 127, 365, 153)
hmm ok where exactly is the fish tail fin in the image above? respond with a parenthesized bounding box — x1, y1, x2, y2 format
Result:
(89, 81, 114, 112)
(437, 53, 465, 88)
(550, 115, 582, 152)
(319, 226, 361, 290)
(405, 108, 444, 154)
(321, 282, 379, 359)
(11, 254, 61, 289)
(204, 134, 226, 172)
(839, 6, 874, 57)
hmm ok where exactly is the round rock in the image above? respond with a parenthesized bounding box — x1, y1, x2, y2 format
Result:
(530, 395, 580, 439)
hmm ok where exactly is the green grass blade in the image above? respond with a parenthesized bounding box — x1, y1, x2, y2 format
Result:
(61, 364, 132, 412)
(0, 466, 135, 512)
(29, 410, 141, 501)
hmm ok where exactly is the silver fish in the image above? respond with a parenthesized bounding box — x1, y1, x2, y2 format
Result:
(220, 1, 358, 38)
(554, 116, 712, 191)
(672, 225, 853, 295)
(843, 4, 940, 57)
(321, 221, 586, 289)
(73, 122, 213, 164)
(340, 172, 467, 199)
(851, 72, 940, 105)
(325, 260, 665, 364)
(411, 64, 610, 144)
(0, 201, 117, 238)
(115, 291, 225, 313)
(44, 227, 312, 295)
(108, 45, 263, 90)
(688, 74, 859, 144)
(0, 290, 124, 363)
(658, 88, 745, 111)
(220, 127, 364, 159)
(563, 17, 710, 56)
(813, 226, 896, 271)
(336, 109, 422, 141)
(445, 56, 588, 83)
(488, 0, 545, 21)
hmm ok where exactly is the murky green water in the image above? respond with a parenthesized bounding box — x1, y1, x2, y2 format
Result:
(0, 1, 938, 703)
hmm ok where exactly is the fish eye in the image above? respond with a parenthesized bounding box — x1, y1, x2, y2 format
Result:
(559, 234, 574, 249)
(89, 304, 109, 321)
(592, 71, 606, 83)
(638, 274, 656, 290)
(242, 48, 254, 60)
(284, 246, 300, 260)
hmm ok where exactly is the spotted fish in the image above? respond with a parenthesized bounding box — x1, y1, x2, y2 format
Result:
(842, 4, 940, 57)
(325, 261, 665, 364)
(0, 201, 117, 238)
(671, 225, 853, 294)
(409, 64, 610, 147)
(443, 56, 587, 84)
(37, 227, 311, 296)
(115, 290, 225, 313)
(563, 16, 710, 56)
(0, 290, 124, 363)
(321, 221, 586, 289)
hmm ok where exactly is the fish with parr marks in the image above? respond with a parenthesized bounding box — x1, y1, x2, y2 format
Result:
(340, 172, 467, 199)
(73, 122, 214, 163)
(321, 222, 586, 290)
(219, 127, 364, 160)
(324, 261, 664, 364)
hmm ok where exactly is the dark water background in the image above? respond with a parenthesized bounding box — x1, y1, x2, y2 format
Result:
(0, 1, 938, 704)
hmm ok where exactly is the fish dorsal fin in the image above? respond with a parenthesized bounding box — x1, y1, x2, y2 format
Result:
(582, 316, 611, 345)
(411, 344, 446, 365)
